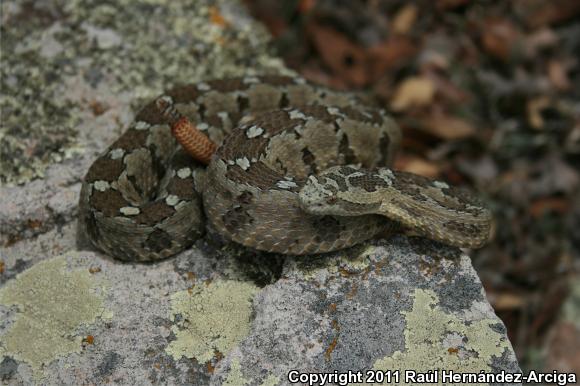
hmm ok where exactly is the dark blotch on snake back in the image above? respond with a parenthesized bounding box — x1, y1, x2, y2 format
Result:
(134, 201, 176, 226)
(85, 158, 125, 183)
(145, 229, 174, 253)
(90, 189, 129, 217)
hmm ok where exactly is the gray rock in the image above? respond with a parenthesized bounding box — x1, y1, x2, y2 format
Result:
(0, 0, 520, 385)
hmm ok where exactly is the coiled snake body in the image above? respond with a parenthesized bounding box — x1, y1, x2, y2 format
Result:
(79, 76, 491, 262)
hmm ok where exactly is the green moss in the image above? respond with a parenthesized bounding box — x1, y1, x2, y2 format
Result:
(165, 280, 258, 363)
(363, 289, 510, 385)
(0, 255, 110, 380)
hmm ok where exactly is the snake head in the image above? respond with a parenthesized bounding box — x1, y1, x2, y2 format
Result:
(299, 165, 389, 217)
(299, 175, 339, 214)
(298, 173, 361, 216)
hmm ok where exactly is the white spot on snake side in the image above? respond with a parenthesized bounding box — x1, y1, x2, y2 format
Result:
(93, 180, 110, 192)
(326, 107, 345, 118)
(289, 110, 307, 120)
(177, 168, 192, 178)
(197, 123, 209, 131)
(165, 195, 180, 206)
(378, 169, 395, 182)
(243, 76, 260, 84)
(235, 157, 251, 170)
(277, 180, 298, 189)
(360, 111, 373, 119)
(197, 82, 211, 91)
(293, 78, 306, 84)
(246, 125, 264, 138)
(120, 206, 140, 215)
(135, 121, 150, 130)
(109, 148, 125, 159)
(434, 181, 450, 189)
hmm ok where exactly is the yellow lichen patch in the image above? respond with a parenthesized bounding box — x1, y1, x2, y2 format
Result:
(260, 374, 281, 386)
(0, 255, 110, 380)
(360, 289, 511, 385)
(223, 358, 250, 386)
(165, 280, 258, 363)
(223, 357, 280, 386)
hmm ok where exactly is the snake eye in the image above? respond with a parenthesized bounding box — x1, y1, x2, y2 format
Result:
(326, 195, 337, 204)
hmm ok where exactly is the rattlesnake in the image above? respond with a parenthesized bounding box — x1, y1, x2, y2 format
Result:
(79, 75, 491, 262)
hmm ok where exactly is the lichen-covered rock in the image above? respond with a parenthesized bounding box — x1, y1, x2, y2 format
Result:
(0, 0, 520, 384)
(1, 240, 520, 385)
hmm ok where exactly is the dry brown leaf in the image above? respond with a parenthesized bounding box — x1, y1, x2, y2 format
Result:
(565, 123, 580, 153)
(298, 0, 316, 13)
(530, 197, 571, 218)
(368, 36, 416, 76)
(548, 60, 571, 91)
(527, 96, 551, 130)
(513, 0, 580, 28)
(424, 70, 470, 104)
(307, 23, 369, 87)
(545, 321, 580, 373)
(419, 114, 476, 140)
(390, 76, 435, 111)
(436, 0, 469, 10)
(490, 292, 527, 311)
(523, 28, 559, 58)
(392, 4, 418, 35)
(395, 155, 440, 178)
(481, 18, 521, 61)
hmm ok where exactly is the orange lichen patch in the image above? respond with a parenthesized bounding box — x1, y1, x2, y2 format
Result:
(82, 335, 95, 345)
(0, 260, 4, 274)
(331, 319, 340, 331)
(89, 100, 108, 116)
(372, 258, 390, 274)
(325, 335, 339, 361)
(447, 347, 459, 354)
(206, 361, 215, 373)
(4, 235, 22, 247)
(328, 303, 337, 313)
(27, 219, 43, 229)
(171, 117, 217, 165)
(338, 266, 357, 277)
(88, 266, 101, 274)
(361, 266, 372, 280)
(186, 272, 196, 281)
(208, 6, 228, 27)
(346, 282, 358, 299)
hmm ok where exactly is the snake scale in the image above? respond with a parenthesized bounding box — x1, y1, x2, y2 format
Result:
(79, 75, 491, 262)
